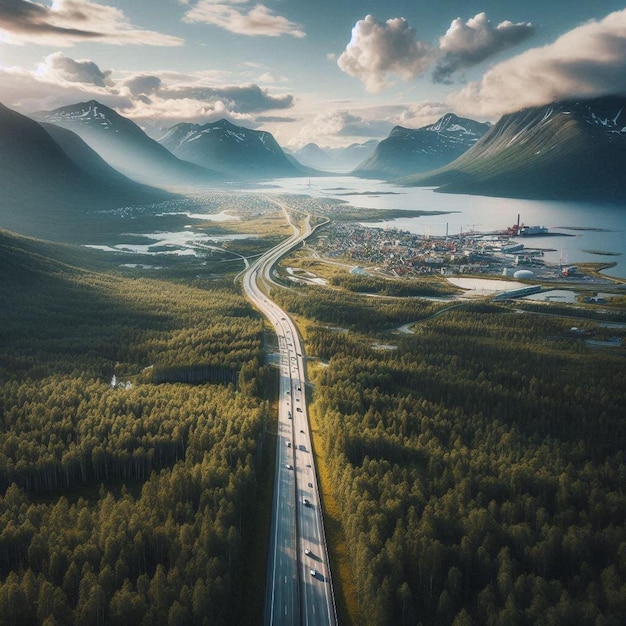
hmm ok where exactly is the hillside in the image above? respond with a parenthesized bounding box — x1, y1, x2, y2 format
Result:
(160, 118, 302, 178)
(0, 103, 170, 241)
(41, 122, 145, 186)
(355, 113, 490, 179)
(39, 100, 218, 189)
(401, 96, 626, 201)
(0, 227, 271, 624)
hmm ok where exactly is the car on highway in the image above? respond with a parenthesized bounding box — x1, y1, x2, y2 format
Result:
(304, 549, 311, 556)
(296, 407, 302, 413)
(308, 482, 313, 488)
(310, 569, 317, 577)
(286, 441, 291, 447)
(286, 464, 293, 470)
(303, 497, 310, 506)
(288, 411, 292, 419)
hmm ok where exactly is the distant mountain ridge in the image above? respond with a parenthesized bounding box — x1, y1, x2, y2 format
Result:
(0, 102, 169, 241)
(290, 140, 378, 172)
(401, 96, 626, 201)
(354, 113, 490, 179)
(160, 119, 302, 178)
(38, 100, 217, 189)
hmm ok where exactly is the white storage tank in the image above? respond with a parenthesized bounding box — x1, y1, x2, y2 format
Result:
(513, 269, 534, 279)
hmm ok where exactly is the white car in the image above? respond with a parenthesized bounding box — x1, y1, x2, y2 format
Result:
(286, 464, 293, 470)
(310, 569, 317, 577)
(304, 549, 311, 556)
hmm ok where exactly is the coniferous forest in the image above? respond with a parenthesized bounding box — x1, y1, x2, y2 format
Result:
(283, 282, 625, 625)
(0, 230, 271, 625)
(2, 225, 626, 625)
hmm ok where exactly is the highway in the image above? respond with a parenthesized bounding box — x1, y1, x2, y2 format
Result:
(241, 200, 336, 626)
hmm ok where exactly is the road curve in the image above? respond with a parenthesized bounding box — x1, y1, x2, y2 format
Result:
(241, 200, 336, 626)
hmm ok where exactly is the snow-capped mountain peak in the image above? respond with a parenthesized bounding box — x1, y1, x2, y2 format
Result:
(355, 113, 490, 179)
(159, 119, 298, 177)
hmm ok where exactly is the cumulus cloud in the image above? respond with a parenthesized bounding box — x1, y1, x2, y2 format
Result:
(182, 0, 305, 38)
(337, 12, 535, 91)
(293, 110, 385, 146)
(292, 102, 452, 148)
(0, 0, 182, 46)
(1, 52, 295, 128)
(433, 12, 535, 83)
(37, 51, 113, 87)
(130, 98, 257, 127)
(391, 101, 452, 129)
(0, 64, 131, 113)
(337, 15, 432, 92)
(449, 8, 626, 118)
(156, 83, 293, 112)
(121, 75, 163, 97)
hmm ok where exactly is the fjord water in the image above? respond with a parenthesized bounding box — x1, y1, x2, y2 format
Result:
(260, 176, 626, 279)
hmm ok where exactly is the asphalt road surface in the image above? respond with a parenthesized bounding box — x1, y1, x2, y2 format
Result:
(242, 201, 336, 626)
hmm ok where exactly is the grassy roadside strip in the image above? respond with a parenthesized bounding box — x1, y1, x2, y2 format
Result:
(307, 376, 360, 626)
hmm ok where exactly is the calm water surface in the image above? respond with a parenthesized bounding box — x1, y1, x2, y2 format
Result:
(260, 176, 626, 279)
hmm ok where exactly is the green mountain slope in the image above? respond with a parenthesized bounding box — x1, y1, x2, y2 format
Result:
(0, 103, 171, 241)
(401, 96, 626, 201)
(160, 118, 302, 178)
(39, 100, 218, 188)
(355, 114, 490, 179)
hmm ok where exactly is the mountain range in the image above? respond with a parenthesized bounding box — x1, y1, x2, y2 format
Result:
(0, 102, 170, 240)
(288, 140, 378, 172)
(354, 114, 491, 179)
(2, 93, 625, 244)
(38, 100, 217, 189)
(159, 119, 304, 178)
(401, 96, 626, 201)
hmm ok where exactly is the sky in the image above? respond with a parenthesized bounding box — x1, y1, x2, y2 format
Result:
(1, 1, 625, 148)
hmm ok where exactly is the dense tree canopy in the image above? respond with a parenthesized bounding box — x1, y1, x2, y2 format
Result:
(306, 300, 625, 625)
(0, 230, 271, 625)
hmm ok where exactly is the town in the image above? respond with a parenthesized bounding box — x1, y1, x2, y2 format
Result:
(310, 219, 579, 282)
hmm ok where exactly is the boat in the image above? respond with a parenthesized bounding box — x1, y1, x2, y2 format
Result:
(519, 225, 548, 236)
